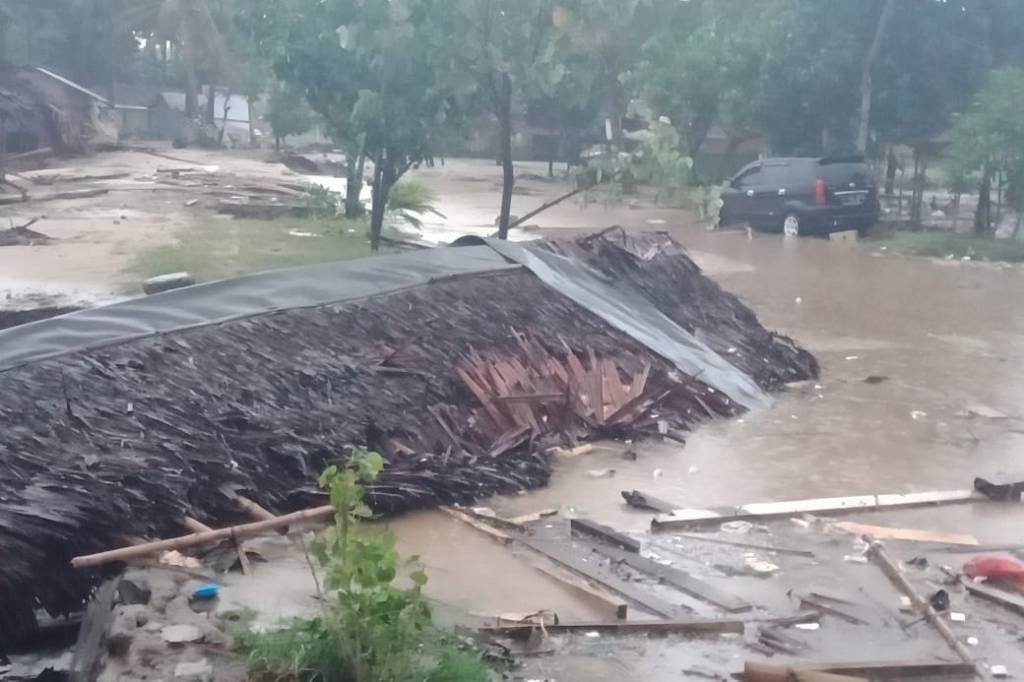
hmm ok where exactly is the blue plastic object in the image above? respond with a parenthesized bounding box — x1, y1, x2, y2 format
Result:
(192, 583, 220, 600)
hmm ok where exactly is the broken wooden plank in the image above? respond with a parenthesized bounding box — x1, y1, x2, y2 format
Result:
(570, 518, 642, 553)
(69, 578, 119, 682)
(673, 532, 816, 558)
(790, 660, 979, 679)
(481, 617, 744, 639)
(793, 593, 868, 625)
(622, 489, 679, 514)
(71, 505, 336, 567)
(652, 490, 986, 531)
(1, 187, 110, 206)
(519, 538, 683, 618)
(586, 541, 752, 613)
(507, 508, 558, 525)
(529, 559, 628, 620)
(962, 577, 1024, 617)
(743, 663, 867, 682)
(832, 521, 979, 546)
(440, 507, 513, 545)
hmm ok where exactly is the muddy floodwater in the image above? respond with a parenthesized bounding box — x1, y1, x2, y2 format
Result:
(389, 162, 1024, 678)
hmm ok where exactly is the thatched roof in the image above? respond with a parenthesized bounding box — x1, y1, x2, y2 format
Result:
(0, 233, 816, 641)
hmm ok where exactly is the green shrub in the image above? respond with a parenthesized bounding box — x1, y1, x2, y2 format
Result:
(240, 448, 489, 682)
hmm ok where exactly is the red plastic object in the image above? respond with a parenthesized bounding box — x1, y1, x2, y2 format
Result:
(964, 556, 1024, 587)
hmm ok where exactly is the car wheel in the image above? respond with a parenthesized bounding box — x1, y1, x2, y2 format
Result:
(782, 213, 801, 238)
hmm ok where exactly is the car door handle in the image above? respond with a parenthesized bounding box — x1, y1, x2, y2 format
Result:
(745, 190, 755, 197)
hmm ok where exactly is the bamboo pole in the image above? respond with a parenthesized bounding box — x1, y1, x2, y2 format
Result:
(72, 505, 335, 568)
(866, 539, 988, 680)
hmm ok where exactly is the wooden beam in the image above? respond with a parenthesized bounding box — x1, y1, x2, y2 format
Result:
(652, 490, 985, 530)
(832, 521, 978, 546)
(743, 663, 867, 682)
(71, 505, 336, 567)
(507, 508, 558, 525)
(529, 560, 628, 620)
(519, 539, 683, 618)
(671, 533, 815, 558)
(440, 507, 513, 545)
(587, 542, 752, 613)
(962, 577, 1024, 616)
(801, 660, 976, 679)
(69, 578, 119, 682)
(570, 518, 642, 553)
(481, 617, 744, 639)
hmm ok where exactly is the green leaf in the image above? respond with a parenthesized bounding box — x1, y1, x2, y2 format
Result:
(409, 570, 428, 587)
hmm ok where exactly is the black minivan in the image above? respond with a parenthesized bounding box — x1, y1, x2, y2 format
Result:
(719, 157, 880, 236)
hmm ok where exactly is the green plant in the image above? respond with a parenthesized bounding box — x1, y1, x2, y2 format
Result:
(306, 185, 344, 220)
(386, 180, 446, 229)
(241, 448, 489, 682)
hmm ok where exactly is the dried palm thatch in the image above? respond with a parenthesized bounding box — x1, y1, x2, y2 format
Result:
(0, 233, 816, 642)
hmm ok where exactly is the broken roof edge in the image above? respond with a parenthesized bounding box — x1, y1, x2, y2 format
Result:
(0, 246, 520, 373)
(0, 237, 768, 408)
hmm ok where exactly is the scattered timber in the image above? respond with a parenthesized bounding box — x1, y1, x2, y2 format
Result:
(832, 521, 978, 546)
(652, 490, 986, 531)
(792, 593, 868, 625)
(586, 541, 752, 613)
(519, 539, 684, 618)
(866, 540, 986, 679)
(962, 577, 1024, 617)
(216, 198, 308, 219)
(570, 518, 642, 553)
(507, 509, 558, 525)
(0, 218, 51, 246)
(622, 489, 679, 514)
(0, 187, 109, 206)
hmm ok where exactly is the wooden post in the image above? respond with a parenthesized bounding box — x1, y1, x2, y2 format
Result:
(866, 539, 988, 680)
(72, 505, 336, 568)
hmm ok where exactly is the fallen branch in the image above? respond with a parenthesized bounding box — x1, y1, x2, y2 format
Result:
(507, 187, 584, 230)
(71, 505, 335, 568)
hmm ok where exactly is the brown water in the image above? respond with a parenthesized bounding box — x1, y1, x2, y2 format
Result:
(388, 164, 1024, 677)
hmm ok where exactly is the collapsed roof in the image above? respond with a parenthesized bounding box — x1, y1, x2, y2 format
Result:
(0, 231, 816, 641)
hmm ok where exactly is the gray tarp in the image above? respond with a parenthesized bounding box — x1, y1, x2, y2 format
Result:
(0, 242, 767, 408)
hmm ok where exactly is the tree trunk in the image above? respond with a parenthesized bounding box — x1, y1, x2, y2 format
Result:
(497, 72, 515, 240)
(952, 193, 961, 231)
(909, 147, 926, 226)
(884, 145, 897, 196)
(204, 84, 216, 126)
(247, 96, 256, 148)
(274, 135, 281, 153)
(369, 152, 396, 252)
(344, 143, 366, 219)
(974, 164, 992, 236)
(856, 0, 896, 154)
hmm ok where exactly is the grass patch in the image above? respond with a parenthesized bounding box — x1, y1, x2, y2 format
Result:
(879, 231, 1024, 263)
(129, 217, 377, 282)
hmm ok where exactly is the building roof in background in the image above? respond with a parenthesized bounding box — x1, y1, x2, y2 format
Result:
(31, 66, 109, 104)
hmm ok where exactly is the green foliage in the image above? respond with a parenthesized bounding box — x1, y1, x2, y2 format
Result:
(266, 81, 314, 145)
(948, 67, 1024, 215)
(305, 185, 344, 221)
(240, 448, 489, 682)
(386, 180, 445, 229)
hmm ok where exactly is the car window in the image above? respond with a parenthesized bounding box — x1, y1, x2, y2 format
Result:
(819, 162, 874, 187)
(760, 164, 790, 187)
(734, 166, 764, 188)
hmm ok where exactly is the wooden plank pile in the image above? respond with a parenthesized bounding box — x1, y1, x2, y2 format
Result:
(443, 334, 730, 457)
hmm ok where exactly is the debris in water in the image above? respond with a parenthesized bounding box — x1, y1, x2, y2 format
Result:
(587, 469, 616, 479)
(864, 375, 889, 384)
(910, 410, 928, 420)
(721, 521, 753, 535)
(794, 622, 820, 630)
(991, 664, 1010, 678)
